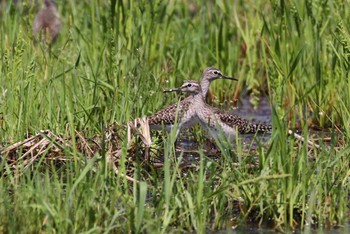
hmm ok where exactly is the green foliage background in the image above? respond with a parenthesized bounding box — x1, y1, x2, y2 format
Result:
(0, 0, 349, 233)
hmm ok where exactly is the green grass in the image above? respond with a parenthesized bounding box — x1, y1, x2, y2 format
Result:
(0, 0, 349, 233)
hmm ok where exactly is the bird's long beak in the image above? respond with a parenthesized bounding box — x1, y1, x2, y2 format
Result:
(163, 87, 181, 93)
(222, 75, 238, 81)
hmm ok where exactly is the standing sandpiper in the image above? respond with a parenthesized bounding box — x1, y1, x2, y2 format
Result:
(166, 80, 320, 148)
(146, 67, 238, 134)
(164, 80, 272, 141)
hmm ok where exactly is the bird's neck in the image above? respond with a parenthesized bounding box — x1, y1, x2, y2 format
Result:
(192, 92, 205, 107)
(200, 79, 210, 98)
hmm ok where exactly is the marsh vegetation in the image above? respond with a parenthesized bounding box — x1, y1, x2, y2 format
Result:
(0, 0, 349, 233)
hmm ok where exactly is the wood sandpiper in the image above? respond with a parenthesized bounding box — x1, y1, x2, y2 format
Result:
(163, 80, 272, 141)
(166, 80, 320, 148)
(146, 67, 238, 134)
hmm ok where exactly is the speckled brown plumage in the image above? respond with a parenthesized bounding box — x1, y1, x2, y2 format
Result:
(146, 68, 237, 132)
(167, 80, 272, 140)
(159, 80, 320, 148)
(199, 106, 272, 137)
(147, 96, 193, 129)
(216, 111, 272, 134)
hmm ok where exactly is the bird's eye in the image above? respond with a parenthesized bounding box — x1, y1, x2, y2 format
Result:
(213, 71, 218, 74)
(187, 83, 192, 87)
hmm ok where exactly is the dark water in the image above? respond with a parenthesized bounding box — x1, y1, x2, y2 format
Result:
(227, 95, 272, 148)
(229, 95, 272, 123)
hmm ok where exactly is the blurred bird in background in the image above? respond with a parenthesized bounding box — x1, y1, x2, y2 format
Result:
(32, 0, 61, 44)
